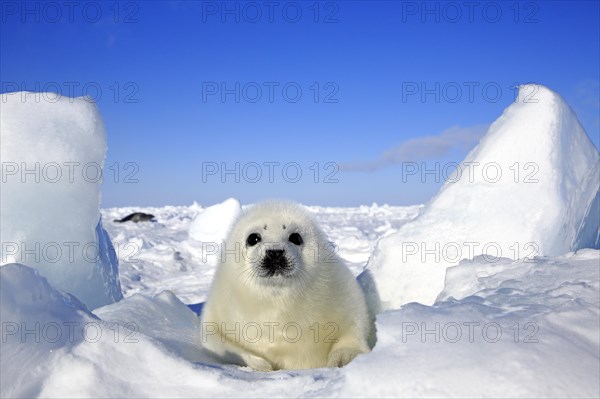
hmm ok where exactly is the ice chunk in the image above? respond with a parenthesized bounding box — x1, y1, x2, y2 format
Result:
(188, 197, 242, 243)
(0, 92, 122, 309)
(364, 85, 600, 308)
(343, 252, 600, 397)
(572, 159, 600, 249)
(0, 263, 97, 397)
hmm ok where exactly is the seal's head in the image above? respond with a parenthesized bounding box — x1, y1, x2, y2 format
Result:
(223, 201, 328, 290)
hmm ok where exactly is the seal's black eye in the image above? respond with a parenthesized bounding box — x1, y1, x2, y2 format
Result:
(246, 233, 261, 247)
(289, 232, 303, 246)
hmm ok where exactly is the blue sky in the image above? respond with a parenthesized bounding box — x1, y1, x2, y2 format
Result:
(2, 0, 599, 207)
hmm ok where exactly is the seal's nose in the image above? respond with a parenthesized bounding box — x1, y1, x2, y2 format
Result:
(262, 249, 289, 275)
(265, 249, 285, 259)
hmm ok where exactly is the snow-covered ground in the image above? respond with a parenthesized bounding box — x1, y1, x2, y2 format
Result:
(99, 204, 600, 398)
(1, 86, 599, 398)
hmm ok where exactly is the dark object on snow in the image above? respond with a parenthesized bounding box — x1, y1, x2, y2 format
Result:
(113, 212, 156, 223)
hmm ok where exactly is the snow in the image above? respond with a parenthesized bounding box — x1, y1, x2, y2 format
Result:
(343, 252, 600, 398)
(0, 264, 237, 398)
(94, 290, 209, 363)
(0, 92, 122, 310)
(1, 86, 599, 397)
(365, 85, 600, 309)
(2, 249, 599, 397)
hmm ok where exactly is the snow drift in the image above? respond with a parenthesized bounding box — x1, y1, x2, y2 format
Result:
(0, 92, 122, 309)
(0, 263, 229, 398)
(365, 84, 600, 308)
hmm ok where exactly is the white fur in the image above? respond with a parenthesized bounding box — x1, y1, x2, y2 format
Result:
(199, 201, 374, 370)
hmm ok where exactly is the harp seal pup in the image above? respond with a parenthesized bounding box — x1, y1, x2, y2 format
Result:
(200, 200, 374, 371)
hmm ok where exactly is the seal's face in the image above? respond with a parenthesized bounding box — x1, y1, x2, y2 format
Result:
(225, 201, 324, 289)
(244, 224, 304, 279)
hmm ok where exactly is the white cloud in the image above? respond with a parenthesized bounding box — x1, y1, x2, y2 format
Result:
(339, 124, 488, 172)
